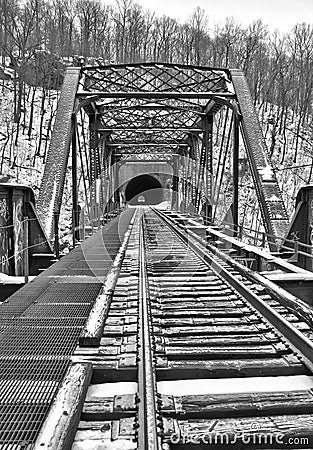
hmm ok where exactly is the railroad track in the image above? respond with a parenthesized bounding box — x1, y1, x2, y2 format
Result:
(35, 208, 313, 449)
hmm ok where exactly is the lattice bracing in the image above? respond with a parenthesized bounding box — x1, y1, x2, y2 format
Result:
(79, 63, 228, 94)
(77, 64, 231, 157)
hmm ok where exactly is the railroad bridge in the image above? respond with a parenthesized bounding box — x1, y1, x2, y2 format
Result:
(1, 63, 313, 448)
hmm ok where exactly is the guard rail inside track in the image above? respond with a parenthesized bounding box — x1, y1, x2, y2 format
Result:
(2, 207, 313, 449)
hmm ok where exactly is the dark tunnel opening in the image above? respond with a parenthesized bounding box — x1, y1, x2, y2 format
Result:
(125, 174, 163, 205)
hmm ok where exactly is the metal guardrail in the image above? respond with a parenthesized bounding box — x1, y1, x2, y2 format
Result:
(222, 220, 312, 264)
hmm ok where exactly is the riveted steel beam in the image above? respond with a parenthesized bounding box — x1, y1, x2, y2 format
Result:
(77, 91, 235, 99)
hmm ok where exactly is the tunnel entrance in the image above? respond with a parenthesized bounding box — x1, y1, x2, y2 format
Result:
(125, 174, 163, 205)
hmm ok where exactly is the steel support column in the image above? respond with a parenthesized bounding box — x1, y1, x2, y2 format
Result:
(99, 137, 108, 219)
(112, 155, 120, 211)
(171, 155, 179, 210)
(71, 115, 79, 245)
(89, 114, 100, 225)
(204, 115, 213, 224)
(233, 113, 239, 235)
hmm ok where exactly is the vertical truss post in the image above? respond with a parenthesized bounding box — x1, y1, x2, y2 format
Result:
(113, 155, 120, 211)
(108, 153, 113, 219)
(205, 115, 213, 224)
(23, 217, 29, 283)
(7, 187, 14, 276)
(207, 115, 213, 202)
(185, 148, 192, 211)
(100, 137, 108, 221)
(182, 155, 187, 211)
(171, 155, 179, 210)
(89, 114, 99, 226)
(54, 212, 60, 259)
(190, 135, 198, 210)
(89, 114, 95, 227)
(198, 115, 213, 221)
(201, 115, 211, 209)
(72, 114, 79, 246)
(179, 154, 186, 212)
(178, 155, 184, 211)
(233, 113, 239, 236)
(98, 134, 104, 218)
(195, 130, 205, 211)
(195, 134, 205, 213)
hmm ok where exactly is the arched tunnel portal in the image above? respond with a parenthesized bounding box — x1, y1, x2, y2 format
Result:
(125, 174, 163, 205)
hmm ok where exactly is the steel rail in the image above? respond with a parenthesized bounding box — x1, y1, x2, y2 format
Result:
(137, 213, 160, 449)
(153, 209, 313, 373)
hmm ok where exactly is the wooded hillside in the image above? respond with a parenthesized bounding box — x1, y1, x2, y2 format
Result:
(0, 0, 312, 217)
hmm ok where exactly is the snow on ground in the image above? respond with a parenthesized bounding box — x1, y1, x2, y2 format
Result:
(0, 73, 312, 241)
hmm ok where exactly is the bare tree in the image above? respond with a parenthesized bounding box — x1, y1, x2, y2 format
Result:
(188, 7, 209, 65)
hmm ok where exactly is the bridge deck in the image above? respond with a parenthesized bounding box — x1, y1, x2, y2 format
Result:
(2, 207, 313, 448)
(0, 209, 134, 446)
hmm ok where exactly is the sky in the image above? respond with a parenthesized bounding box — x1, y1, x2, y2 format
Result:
(135, 0, 313, 32)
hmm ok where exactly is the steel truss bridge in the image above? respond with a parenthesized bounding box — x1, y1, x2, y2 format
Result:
(1, 63, 313, 448)
(36, 63, 289, 248)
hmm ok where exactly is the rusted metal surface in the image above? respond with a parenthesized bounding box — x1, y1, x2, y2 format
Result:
(230, 69, 289, 245)
(37, 67, 81, 239)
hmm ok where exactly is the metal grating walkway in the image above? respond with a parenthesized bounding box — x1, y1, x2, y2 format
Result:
(0, 209, 134, 447)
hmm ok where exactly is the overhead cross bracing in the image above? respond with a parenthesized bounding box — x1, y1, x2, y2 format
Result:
(37, 63, 289, 250)
(77, 63, 229, 151)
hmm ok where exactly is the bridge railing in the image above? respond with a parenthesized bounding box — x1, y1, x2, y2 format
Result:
(222, 220, 313, 268)
(0, 217, 55, 279)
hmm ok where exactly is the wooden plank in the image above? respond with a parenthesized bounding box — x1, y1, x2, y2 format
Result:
(161, 390, 313, 418)
(105, 316, 137, 326)
(33, 363, 92, 450)
(157, 355, 309, 379)
(72, 420, 136, 450)
(164, 414, 313, 445)
(82, 394, 136, 420)
(102, 323, 138, 336)
(74, 347, 118, 357)
(158, 300, 244, 308)
(153, 308, 249, 317)
(161, 323, 268, 335)
(160, 316, 259, 326)
(163, 332, 279, 346)
(164, 342, 289, 359)
(155, 280, 221, 285)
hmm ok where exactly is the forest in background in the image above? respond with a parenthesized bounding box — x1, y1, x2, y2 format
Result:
(0, 0, 312, 221)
